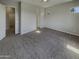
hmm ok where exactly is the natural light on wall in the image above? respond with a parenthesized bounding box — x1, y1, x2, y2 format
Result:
(67, 45, 79, 54)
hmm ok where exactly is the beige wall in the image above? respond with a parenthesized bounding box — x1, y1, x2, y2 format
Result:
(36, 8, 45, 28)
(0, 1, 19, 34)
(1, 1, 79, 36)
(21, 2, 37, 34)
(45, 1, 79, 36)
(0, 1, 45, 35)
(0, 4, 6, 40)
(21, 2, 45, 34)
(4, 3, 19, 34)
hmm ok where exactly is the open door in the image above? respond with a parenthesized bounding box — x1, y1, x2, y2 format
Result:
(0, 4, 6, 40)
(6, 7, 15, 36)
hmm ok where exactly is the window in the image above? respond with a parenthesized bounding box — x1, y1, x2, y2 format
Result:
(71, 7, 79, 13)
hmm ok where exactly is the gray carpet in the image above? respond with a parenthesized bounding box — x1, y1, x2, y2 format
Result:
(0, 28, 79, 59)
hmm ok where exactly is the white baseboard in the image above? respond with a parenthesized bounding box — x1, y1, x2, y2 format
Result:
(45, 27, 79, 37)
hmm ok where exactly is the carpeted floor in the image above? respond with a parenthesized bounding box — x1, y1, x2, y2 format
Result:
(0, 28, 79, 59)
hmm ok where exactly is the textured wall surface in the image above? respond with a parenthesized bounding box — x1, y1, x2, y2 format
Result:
(0, 4, 6, 40)
(45, 1, 79, 36)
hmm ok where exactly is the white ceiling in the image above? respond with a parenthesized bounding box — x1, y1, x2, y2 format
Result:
(22, 0, 73, 7)
(0, 0, 73, 7)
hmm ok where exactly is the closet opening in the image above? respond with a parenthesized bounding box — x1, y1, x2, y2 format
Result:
(6, 7, 15, 36)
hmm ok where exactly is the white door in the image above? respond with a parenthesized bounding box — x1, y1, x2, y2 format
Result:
(0, 4, 6, 40)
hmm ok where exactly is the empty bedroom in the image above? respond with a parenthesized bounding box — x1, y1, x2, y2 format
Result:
(0, 0, 79, 59)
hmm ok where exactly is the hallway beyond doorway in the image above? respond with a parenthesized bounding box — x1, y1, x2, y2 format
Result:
(6, 7, 15, 36)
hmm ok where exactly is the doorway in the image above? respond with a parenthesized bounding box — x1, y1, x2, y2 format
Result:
(6, 7, 15, 36)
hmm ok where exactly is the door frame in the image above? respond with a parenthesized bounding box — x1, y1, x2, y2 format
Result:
(6, 5, 20, 35)
(6, 7, 15, 35)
